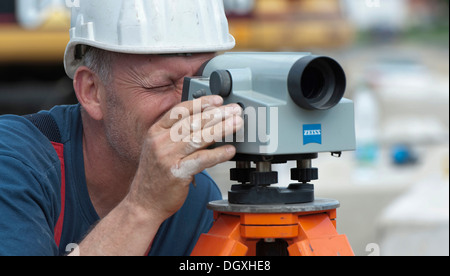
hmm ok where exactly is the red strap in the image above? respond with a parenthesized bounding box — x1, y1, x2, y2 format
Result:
(51, 142, 66, 248)
(50, 141, 152, 254)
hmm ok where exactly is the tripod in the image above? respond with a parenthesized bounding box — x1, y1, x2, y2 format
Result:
(191, 154, 354, 256)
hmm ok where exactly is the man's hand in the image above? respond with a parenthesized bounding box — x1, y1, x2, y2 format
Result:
(127, 95, 243, 222)
(71, 95, 243, 256)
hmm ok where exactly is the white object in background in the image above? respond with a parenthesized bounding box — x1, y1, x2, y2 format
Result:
(16, 0, 69, 29)
(377, 173, 449, 256)
(341, 0, 408, 31)
(354, 82, 380, 164)
(224, 0, 255, 15)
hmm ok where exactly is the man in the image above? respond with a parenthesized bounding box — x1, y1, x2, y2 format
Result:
(0, 0, 242, 256)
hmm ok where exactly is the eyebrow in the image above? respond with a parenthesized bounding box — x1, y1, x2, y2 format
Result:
(114, 64, 170, 89)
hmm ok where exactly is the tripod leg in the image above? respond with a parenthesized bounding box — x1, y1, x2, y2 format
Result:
(288, 213, 354, 256)
(191, 213, 248, 256)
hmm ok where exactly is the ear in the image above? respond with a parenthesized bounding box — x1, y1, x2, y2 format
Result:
(73, 66, 105, 121)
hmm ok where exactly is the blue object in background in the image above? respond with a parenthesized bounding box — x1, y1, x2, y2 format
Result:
(391, 144, 418, 165)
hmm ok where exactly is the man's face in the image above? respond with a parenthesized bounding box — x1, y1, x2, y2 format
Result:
(101, 53, 216, 165)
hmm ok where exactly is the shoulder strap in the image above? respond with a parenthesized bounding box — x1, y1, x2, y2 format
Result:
(24, 113, 66, 249)
(23, 113, 62, 143)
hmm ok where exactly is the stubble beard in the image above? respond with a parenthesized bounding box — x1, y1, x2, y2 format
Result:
(104, 89, 142, 168)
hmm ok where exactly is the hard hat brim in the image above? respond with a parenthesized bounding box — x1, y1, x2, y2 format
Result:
(64, 35, 236, 79)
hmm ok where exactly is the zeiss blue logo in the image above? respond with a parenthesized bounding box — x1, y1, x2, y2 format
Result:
(303, 124, 322, 145)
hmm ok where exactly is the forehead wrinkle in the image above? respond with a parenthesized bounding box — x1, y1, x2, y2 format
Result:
(114, 59, 171, 88)
(113, 53, 211, 88)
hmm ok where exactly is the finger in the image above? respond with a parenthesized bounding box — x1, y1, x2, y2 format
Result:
(159, 96, 224, 129)
(170, 103, 242, 141)
(201, 104, 242, 130)
(184, 113, 244, 155)
(171, 145, 236, 181)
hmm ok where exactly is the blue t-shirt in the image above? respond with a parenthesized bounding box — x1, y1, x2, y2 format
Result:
(0, 104, 222, 256)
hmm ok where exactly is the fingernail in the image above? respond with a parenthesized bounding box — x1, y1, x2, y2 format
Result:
(213, 96, 223, 106)
(232, 104, 242, 115)
(226, 145, 236, 154)
(224, 104, 242, 118)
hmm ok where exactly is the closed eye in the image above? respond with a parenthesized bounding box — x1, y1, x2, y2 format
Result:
(142, 83, 174, 92)
(141, 77, 184, 93)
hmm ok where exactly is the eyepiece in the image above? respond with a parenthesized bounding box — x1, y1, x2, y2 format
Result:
(288, 56, 346, 110)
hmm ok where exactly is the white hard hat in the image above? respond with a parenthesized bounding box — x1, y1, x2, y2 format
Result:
(64, 0, 236, 79)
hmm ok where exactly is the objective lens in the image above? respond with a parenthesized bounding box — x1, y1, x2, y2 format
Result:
(301, 66, 326, 100)
(288, 56, 346, 110)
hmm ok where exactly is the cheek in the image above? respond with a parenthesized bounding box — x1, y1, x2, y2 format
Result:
(142, 91, 182, 124)
(134, 91, 181, 137)
(103, 100, 143, 162)
(160, 93, 182, 115)
(108, 88, 182, 147)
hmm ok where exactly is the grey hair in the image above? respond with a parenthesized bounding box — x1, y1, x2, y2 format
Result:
(82, 46, 116, 84)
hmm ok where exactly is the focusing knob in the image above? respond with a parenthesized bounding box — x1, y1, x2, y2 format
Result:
(210, 70, 232, 97)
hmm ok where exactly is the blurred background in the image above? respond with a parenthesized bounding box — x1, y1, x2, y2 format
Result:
(1, 0, 448, 256)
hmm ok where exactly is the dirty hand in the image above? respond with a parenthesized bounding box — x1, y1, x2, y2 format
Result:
(127, 95, 243, 221)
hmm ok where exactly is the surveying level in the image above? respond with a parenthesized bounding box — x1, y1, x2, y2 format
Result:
(183, 53, 355, 256)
